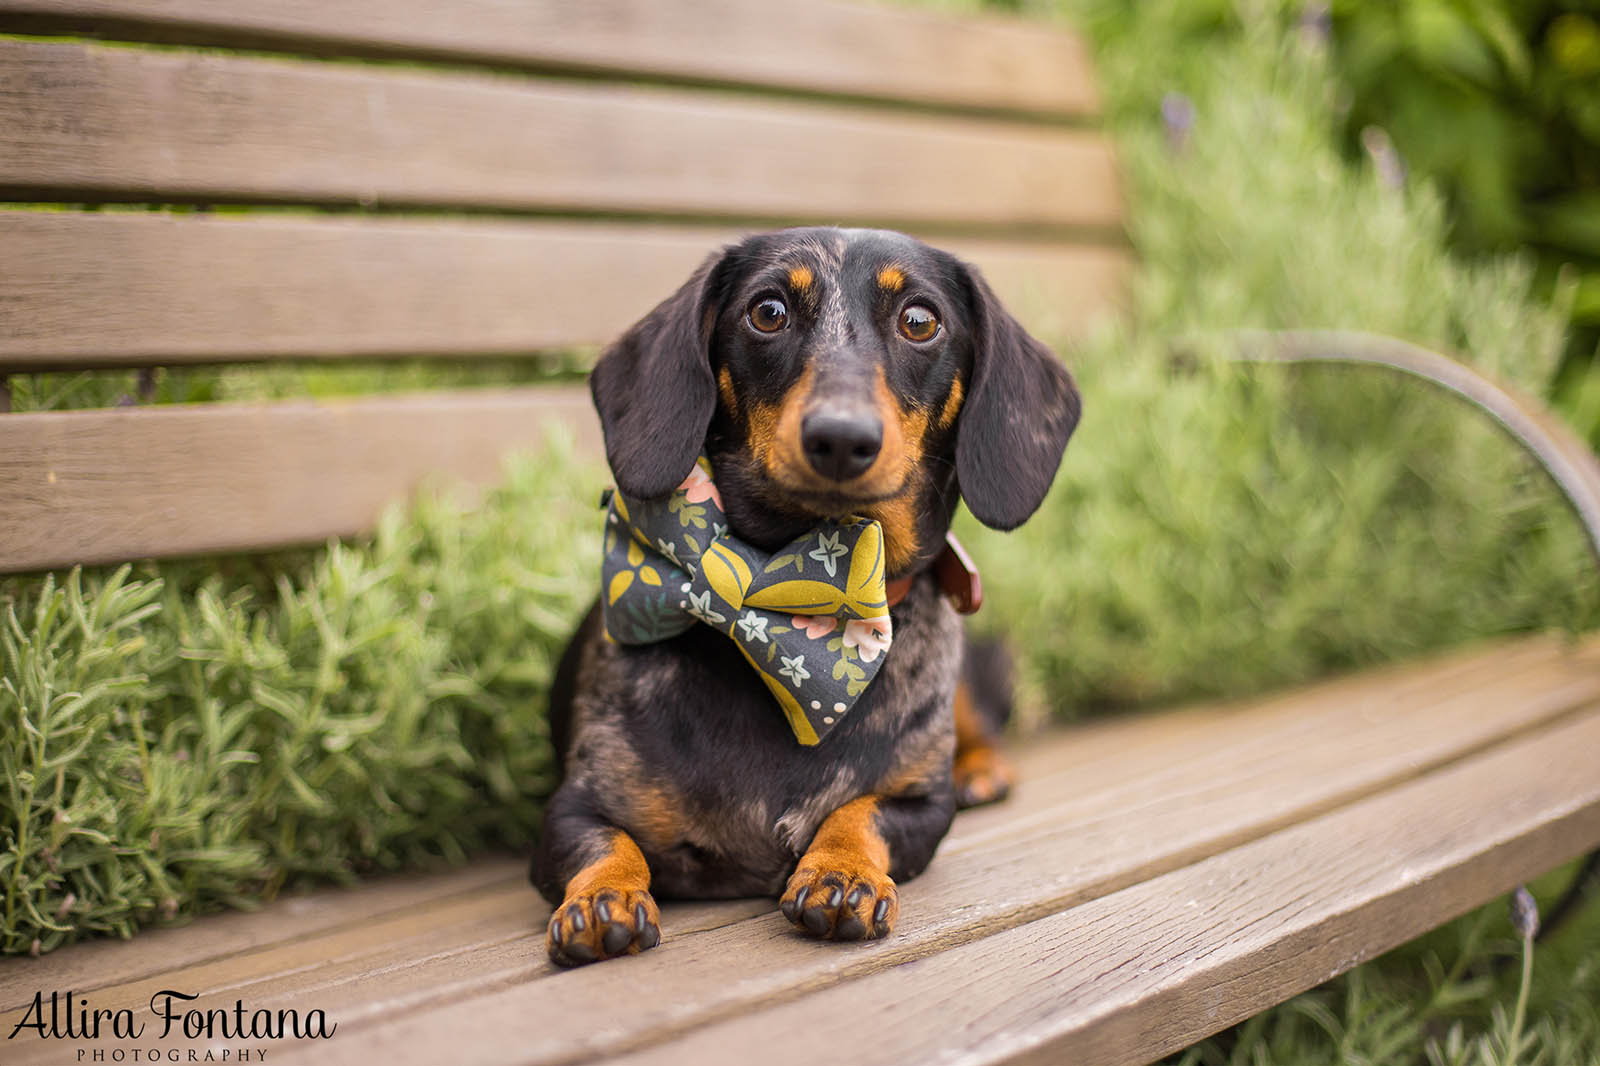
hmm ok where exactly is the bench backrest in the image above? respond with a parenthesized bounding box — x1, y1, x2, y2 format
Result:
(0, 0, 1126, 574)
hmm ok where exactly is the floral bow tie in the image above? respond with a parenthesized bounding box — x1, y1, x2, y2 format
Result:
(600, 459, 893, 746)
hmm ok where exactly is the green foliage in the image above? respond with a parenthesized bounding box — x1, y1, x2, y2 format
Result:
(1329, 2, 1599, 270)
(929, 1, 1600, 1060)
(1, 441, 602, 953)
(958, 0, 1593, 713)
(1326, 0, 1600, 443)
(948, 0, 1600, 441)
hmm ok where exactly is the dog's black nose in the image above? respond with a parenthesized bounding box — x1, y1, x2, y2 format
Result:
(801, 411, 883, 482)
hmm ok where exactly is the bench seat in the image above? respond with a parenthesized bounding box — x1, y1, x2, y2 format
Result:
(3, 4, 1597, 1063)
(5, 633, 1597, 1066)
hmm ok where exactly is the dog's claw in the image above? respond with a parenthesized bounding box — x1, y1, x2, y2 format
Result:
(834, 912, 866, 940)
(546, 887, 661, 967)
(873, 897, 893, 937)
(602, 920, 632, 956)
(636, 909, 661, 951)
(782, 885, 808, 924)
(780, 865, 898, 942)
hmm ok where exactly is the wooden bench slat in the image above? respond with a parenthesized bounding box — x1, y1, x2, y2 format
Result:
(8, 635, 1580, 1065)
(608, 707, 1600, 1066)
(0, 40, 1122, 229)
(4, 637, 1593, 1064)
(0, 212, 1131, 370)
(0, 890, 775, 1063)
(0, 860, 527, 1015)
(282, 638, 1600, 1066)
(0, 387, 602, 574)
(0, 712, 1116, 1019)
(2, 636, 1560, 1009)
(0, 0, 1101, 119)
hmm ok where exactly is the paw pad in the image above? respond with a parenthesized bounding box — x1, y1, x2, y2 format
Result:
(780, 866, 897, 941)
(547, 887, 660, 967)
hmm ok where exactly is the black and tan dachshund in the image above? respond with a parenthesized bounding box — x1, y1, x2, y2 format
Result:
(531, 226, 1080, 966)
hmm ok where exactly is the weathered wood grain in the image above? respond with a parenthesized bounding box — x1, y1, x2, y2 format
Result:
(0, 885, 773, 1060)
(0, 40, 1122, 229)
(0, 859, 525, 1014)
(0, 0, 1101, 118)
(608, 708, 1600, 1066)
(0, 387, 602, 574)
(0, 211, 1131, 370)
(0, 634, 1526, 1010)
(0, 636, 1559, 1027)
(238, 637, 1600, 1065)
(3, 637, 1594, 1066)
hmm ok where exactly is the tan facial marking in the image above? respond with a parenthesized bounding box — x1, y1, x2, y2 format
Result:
(858, 370, 932, 573)
(751, 366, 932, 571)
(718, 365, 738, 415)
(862, 492, 922, 576)
(876, 265, 905, 292)
(936, 375, 964, 431)
(788, 264, 814, 292)
(746, 364, 815, 480)
(864, 369, 919, 494)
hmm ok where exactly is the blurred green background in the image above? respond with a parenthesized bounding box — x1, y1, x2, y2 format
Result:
(4, 0, 1599, 1063)
(991, 0, 1600, 451)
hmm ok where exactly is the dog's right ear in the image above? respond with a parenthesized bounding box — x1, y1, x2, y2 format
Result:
(590, 250, 728, 499)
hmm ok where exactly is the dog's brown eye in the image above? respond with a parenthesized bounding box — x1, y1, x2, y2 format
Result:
(898, 304, 939, 343)
(749, 297, 789, 333)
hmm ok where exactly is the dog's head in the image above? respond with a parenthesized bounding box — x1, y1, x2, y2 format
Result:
(590, 227, 1080, 575)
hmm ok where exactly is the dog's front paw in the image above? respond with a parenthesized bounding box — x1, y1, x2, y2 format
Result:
(547, 887, 660, 967)
(780, 864, 898, 941)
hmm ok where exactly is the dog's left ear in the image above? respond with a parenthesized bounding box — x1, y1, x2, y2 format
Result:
(590, 250, 728, 499)
(954, 266, 1082, 530)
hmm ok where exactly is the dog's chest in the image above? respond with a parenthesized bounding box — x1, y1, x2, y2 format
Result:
(576, 581, 961, 896)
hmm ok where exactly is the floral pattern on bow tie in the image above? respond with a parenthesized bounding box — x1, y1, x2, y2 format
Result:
(600, 459, 893, 745)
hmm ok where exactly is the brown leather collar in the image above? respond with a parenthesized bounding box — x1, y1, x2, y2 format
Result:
(884, 533, 983, 614)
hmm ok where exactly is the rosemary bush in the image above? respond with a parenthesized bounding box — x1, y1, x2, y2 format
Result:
(2, 445, 602, 954)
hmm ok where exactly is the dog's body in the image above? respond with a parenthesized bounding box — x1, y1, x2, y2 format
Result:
(532, 228, 1078, 965)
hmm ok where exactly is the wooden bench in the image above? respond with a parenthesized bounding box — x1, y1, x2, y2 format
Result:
(0, 0, 1126, 570)
(1, 3, 1597, 1065)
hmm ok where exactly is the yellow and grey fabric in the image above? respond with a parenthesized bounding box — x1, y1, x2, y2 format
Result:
(600, 459, 893, 745)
